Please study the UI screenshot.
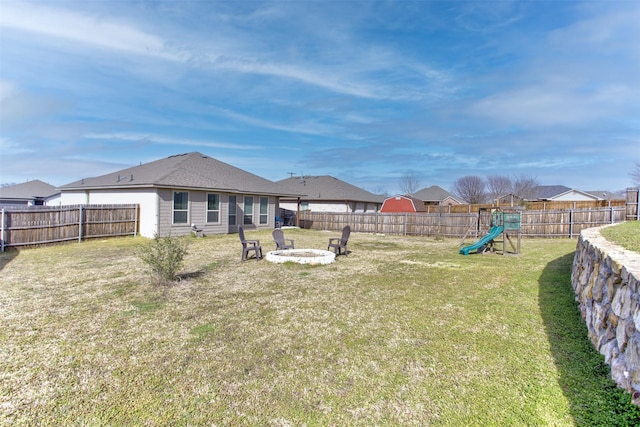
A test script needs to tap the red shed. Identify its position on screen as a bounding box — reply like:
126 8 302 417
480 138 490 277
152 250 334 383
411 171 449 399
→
380 195 426 213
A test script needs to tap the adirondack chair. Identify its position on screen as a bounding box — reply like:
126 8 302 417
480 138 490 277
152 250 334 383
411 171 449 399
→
272 229 294 250
239 226 262 261
328 225 351 256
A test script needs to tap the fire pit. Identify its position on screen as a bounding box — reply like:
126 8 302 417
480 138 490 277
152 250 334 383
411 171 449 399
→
266 249 336 265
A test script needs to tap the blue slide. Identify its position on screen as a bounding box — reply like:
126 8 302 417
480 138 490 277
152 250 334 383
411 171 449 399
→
459 226 504 255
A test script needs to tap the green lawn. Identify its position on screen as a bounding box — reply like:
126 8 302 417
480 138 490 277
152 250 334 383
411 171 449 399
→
600 221 640 253
1 229 639 426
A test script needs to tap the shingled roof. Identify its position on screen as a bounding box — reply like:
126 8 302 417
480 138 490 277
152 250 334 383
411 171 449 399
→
60 152 301 196
276 175 384 204
534 185 571 200
0 179 58 201
411 185 455 202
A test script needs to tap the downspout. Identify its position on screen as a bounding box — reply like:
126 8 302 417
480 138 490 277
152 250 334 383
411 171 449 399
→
156 192 161 237
1 208 5 253
78 205 83 242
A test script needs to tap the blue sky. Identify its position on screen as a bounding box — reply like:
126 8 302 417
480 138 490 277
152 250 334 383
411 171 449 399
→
1 0 639 195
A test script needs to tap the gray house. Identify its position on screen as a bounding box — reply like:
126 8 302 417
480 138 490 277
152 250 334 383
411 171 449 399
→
59 152 302 237
533 185 603 202
411 185 462 207
276 175 384 222
0 180 60 206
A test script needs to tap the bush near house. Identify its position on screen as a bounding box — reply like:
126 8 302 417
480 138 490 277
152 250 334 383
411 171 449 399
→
138 235 189 284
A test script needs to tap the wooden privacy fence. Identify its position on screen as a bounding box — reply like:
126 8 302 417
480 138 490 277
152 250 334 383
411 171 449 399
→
425 199 625 214
299 206 626 239
1 204 139 251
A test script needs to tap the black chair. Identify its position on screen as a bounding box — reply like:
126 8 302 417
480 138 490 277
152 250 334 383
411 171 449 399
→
272 228 294 250
328 225 351 256
239 226 262 261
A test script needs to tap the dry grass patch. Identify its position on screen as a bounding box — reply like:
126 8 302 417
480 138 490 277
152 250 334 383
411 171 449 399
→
1 229 639 426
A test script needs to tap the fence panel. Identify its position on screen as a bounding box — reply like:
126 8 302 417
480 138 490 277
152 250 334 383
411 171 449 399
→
439 199 624 214
1 204 138 251
298 206 626 238
627 188 639 221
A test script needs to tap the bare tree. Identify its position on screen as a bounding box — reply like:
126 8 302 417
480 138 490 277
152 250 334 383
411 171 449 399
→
513 175 539 200
370 185 389 197
399 172 422 195
631 162 640 187
452 175 486 203
486 175 512 202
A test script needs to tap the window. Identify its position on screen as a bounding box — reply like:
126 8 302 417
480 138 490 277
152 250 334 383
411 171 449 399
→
259 197 268 225
228 195 237 226
243 196 254 224
207 193 220 223
173 191 189 224
301 201 309 211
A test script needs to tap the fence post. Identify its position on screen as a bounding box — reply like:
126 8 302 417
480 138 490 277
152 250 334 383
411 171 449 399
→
78 205 83 242
134 204 138 237
404 213 407 235
611 206 614 224
569 209 573 238
1 208 5 253
375 211 378 234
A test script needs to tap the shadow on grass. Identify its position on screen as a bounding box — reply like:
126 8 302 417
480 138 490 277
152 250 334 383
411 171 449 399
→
0 248 19 271
177 270 207 281
539 252 640 426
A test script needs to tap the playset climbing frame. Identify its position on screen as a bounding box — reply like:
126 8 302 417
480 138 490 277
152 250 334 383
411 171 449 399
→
459 210 521 255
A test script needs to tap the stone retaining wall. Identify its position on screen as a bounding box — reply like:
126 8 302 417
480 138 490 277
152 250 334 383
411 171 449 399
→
572 225 640 404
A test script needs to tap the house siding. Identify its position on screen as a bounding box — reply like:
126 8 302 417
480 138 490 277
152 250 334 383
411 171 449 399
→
60 189 159 237
158 190 277 237
279 200 376 213
551 191 598 202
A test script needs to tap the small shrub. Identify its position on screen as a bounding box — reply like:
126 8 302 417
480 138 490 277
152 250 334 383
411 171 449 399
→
138 235 188 285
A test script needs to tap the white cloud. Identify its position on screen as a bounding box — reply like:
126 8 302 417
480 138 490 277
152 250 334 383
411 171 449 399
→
207 106 338 136
468 3 640 128
0 80 67 128
84 132 260 150
469 83 634 127
0 2 184 61
0 2 453 101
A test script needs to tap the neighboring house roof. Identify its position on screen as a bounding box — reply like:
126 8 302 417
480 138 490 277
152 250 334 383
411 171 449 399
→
276 175 384 204
533 185 605 201
585 191 622 200
411 185 456 202
0 179 59 202
549 189 602 201
533 185 571 200
441 195 463 206
381 194 426 213
59 152 302 196
496 193 525 202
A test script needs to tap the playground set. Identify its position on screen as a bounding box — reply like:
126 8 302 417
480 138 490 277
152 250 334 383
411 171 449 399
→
459 210 521 256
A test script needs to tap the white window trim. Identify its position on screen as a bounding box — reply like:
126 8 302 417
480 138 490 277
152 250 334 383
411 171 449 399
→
206 193 221 224
243 195 254 225
172 190 189 225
